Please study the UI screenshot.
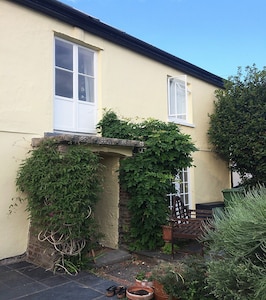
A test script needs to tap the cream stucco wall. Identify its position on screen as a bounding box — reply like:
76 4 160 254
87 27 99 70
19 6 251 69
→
94 155 120 249
0 133 33 259
178 79 231 204
0 0 230 260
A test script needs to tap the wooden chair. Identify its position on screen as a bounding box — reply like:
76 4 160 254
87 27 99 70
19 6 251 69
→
169 196 213 257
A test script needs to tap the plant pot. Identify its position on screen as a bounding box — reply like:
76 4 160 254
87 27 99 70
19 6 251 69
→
162 225 172 242
126 285 154 300
135 279 153 287
153 280 169 300
135 279 143 286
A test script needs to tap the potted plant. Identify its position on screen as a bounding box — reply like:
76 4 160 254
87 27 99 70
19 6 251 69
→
135 271 153 287
151 262 185 300
135 271 146 285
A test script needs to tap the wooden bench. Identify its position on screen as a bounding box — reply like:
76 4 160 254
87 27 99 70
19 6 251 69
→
169 196 213 257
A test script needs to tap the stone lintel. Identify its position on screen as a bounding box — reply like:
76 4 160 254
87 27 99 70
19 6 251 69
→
31 134 145 149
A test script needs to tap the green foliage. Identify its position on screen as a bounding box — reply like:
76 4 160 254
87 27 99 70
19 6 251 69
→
97 110 197 250
135 270 146 281
151 262 185 297
161 242 179 255
15 140 103 273
180 257 215 300
96 110 135 139
206 258 264 300
151 258 215 299
201 186 266 299
208 65 266 186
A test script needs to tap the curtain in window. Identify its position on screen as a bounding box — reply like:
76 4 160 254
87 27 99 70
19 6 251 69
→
78 48 94 102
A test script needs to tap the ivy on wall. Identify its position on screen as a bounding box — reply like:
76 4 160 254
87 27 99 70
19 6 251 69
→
97 110 197 250
15 140 103 274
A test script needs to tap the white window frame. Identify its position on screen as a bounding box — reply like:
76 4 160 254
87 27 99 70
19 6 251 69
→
168 75 193 126
168 168 191 209
54 37 97 134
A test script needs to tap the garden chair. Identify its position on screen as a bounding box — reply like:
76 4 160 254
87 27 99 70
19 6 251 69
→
169 196 213 257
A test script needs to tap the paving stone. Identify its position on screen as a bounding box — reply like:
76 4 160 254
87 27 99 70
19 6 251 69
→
19 281 103 300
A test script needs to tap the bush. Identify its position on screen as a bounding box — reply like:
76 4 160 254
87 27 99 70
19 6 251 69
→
202 186 266 299
15 140 103 274
151 261 185 297
97 110 196 250
180 257 215 300
150 258 215 299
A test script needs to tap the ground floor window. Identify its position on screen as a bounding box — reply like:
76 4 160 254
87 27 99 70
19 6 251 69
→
168 168 190 210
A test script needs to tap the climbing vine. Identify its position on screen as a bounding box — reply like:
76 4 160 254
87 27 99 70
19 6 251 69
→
97 110 197 250
15 140 103 274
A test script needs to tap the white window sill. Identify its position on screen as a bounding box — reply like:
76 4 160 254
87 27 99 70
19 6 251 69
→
169 119 195 128
50 130 97 136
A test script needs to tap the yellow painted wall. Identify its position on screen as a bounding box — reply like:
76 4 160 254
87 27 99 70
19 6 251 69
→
94 155 120 249
0 132 33 259
0 0 230 260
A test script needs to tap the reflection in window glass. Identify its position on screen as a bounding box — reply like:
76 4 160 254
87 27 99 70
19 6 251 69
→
174 168 189 207
78 75 94 102
55 69 73 98
55 40 73 70
78 48 93 75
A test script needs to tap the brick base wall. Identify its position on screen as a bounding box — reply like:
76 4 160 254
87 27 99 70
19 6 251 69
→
26 188 132 268
118 187 132 247
27 227 57 270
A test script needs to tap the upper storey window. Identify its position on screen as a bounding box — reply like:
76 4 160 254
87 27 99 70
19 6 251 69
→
168 75 193 126
54 38 96 134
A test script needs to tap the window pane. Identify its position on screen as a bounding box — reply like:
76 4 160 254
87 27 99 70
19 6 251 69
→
78 48 94 75
169 78 186 119
55 69 73 98
55 39 73 70
183 170 188 181
78 75 94 102
175 80 186 118
169 80 176 115
183 194 189 206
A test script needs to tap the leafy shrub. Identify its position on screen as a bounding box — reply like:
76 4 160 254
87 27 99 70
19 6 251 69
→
151 261 185 297
150 258 215 299
202 186 266 299
15 140 103 273
97 110 196 249
177 257 214 300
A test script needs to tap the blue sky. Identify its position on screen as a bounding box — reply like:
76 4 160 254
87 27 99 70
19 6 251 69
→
60 0 266 79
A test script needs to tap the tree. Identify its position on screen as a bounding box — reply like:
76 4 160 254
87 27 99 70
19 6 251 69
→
208 65 266 186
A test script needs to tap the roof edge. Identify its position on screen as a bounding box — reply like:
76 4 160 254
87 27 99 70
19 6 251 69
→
11 0 224 88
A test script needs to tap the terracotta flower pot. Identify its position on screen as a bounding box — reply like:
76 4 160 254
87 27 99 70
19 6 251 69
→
126 285 154 300
153 280 169 300
135 279 152 287
162 225 172 242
